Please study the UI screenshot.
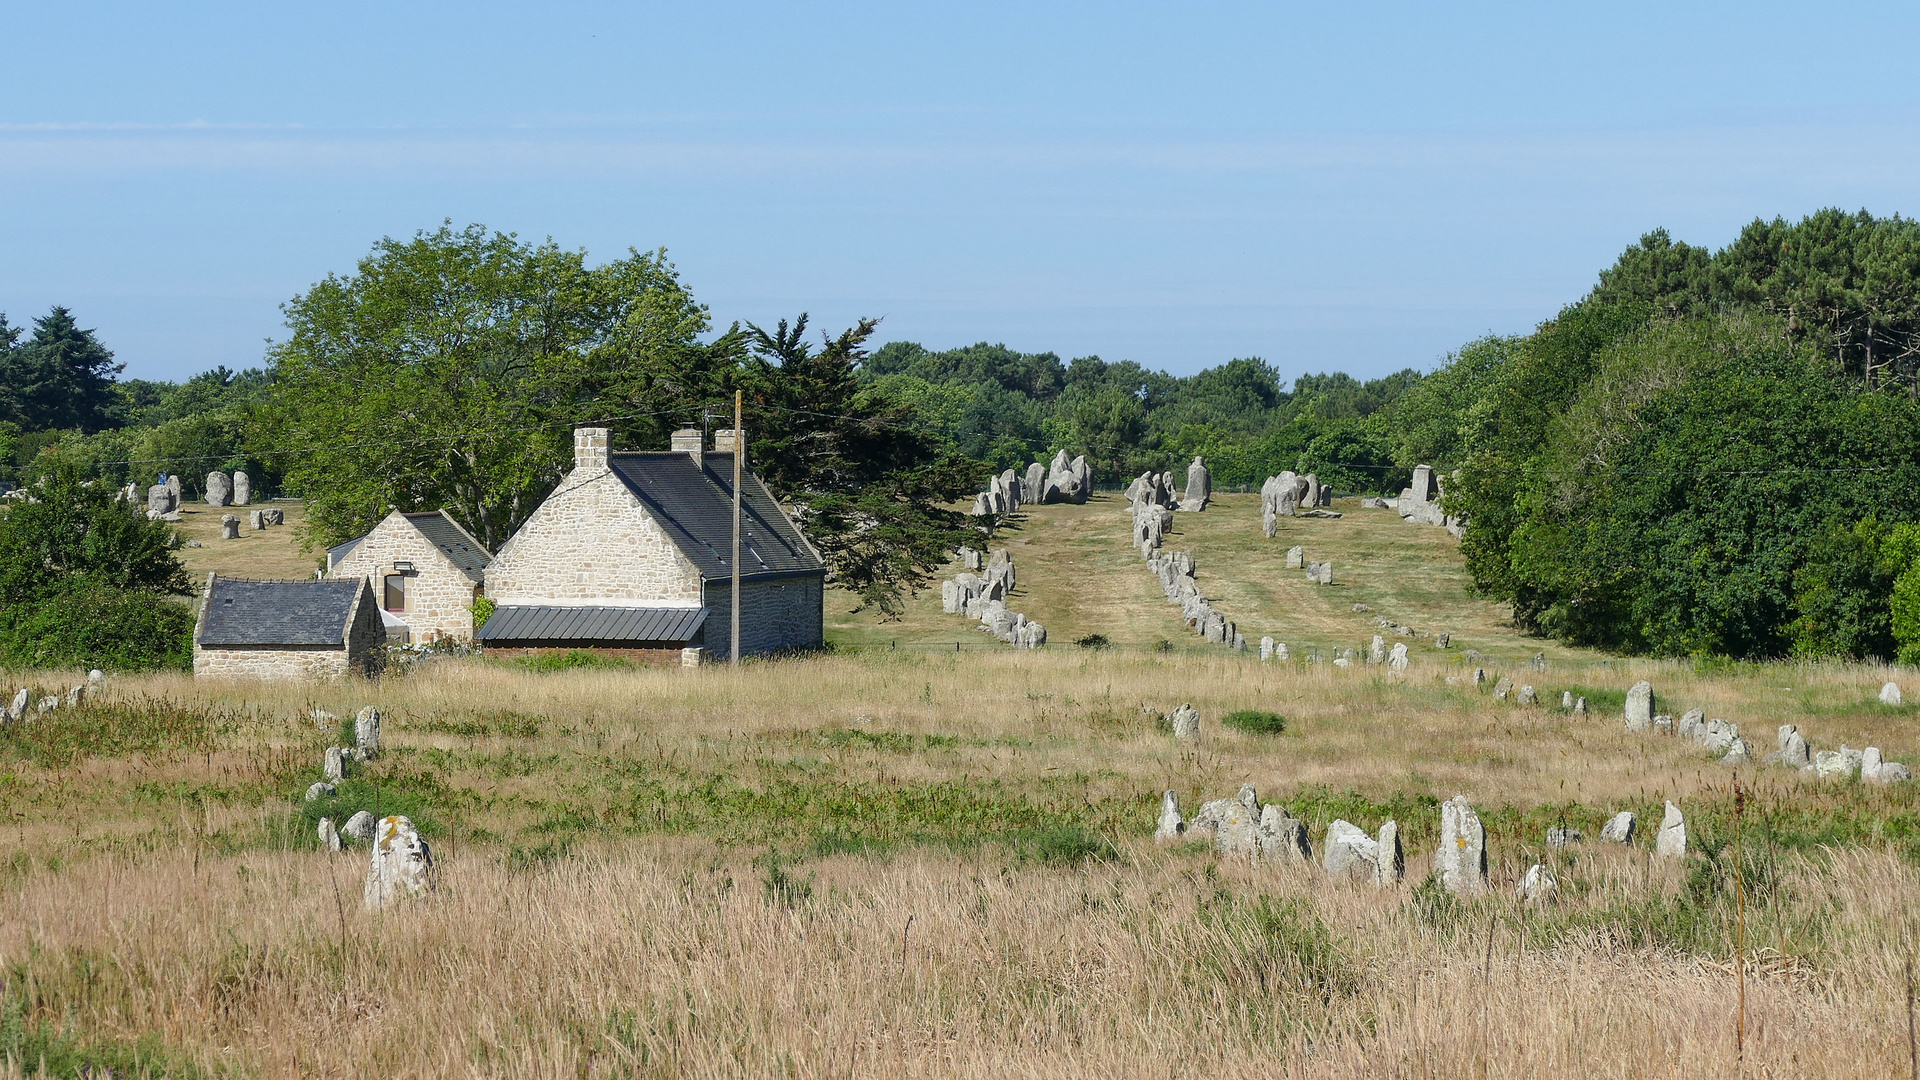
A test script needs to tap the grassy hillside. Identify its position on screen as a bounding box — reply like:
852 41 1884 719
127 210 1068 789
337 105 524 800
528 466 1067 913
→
829 493 1600 670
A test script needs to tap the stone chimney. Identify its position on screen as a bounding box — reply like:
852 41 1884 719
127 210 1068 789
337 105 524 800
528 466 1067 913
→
573 427 610 475
670 427 704 465
712 428 741 454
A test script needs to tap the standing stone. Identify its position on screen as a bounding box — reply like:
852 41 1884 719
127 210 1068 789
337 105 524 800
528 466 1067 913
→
1274 642 1290 660
1517 685 1537 705
1286 545 1304 569
147 484 173 515
1493 677 1513 700
1720 738 1752 765
10 688 30 718
1256 804 1312 862
343 810 376 842
1435 795 1487 894
262 507 284 526
1213 798 1262 859
249 509 264 530
1168 704 1200 742
166 474 182 505
1322 819 1380 882
319 817 342 852
87 669 104 687
1388 643 1409 672
941 580 959 614
364 815 435 910
1862 747 1885 782
220 514 241 540
205 471 231 507
64 685 84 708
1375 820 1404 886
1654 802 1687 858
1368 636 1387 664
1260 636 1275 661
232 471 251 506
1025 462 1046 501
1574 696 1588 715
1312 561 1333 585
1625 681 1655 732
1561 691 1574 709
1546 827 1581 847
1517 864 1557 904
1881 681 1904 706
1302 474 1321 509
1154 790 1186 843
305 781 336 801
1678 708 1705 740
1180 456 1212 511
1599 811 1635 844
1814 749 1852 779
355 706 382 756
324 745 346 783
1778 725 1811 768
1435 633 1451 649
1472 669 1487 687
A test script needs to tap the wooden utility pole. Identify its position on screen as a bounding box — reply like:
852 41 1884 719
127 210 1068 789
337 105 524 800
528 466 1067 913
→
731 389 742 667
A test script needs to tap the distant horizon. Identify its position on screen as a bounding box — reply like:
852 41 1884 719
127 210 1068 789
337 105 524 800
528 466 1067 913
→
6 3 1918 384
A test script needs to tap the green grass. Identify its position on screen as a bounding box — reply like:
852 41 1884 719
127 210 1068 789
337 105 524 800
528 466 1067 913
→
0 987 217 1078
1220 709 1288 735
0 696 227 768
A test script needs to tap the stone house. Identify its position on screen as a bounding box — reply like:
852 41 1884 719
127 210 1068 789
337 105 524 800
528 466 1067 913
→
193 574 386 679
477 427 825 663
327 510 492 644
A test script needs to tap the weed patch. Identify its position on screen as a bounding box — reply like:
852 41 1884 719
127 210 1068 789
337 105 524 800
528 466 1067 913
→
1220 709 1287 736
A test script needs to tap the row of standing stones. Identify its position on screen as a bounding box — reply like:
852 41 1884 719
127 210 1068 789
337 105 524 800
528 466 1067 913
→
1622 680 1912 782
1157 703 1686 900
968 450 1093 516
135 471 253 521
0 670 106 723
216 507 286 540
301 706 436 910
939 548 1046 648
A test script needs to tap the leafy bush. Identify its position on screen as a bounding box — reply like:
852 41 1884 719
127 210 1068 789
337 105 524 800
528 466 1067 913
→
0 584 192 672
1075 633 1112 650
1220 709 1287 735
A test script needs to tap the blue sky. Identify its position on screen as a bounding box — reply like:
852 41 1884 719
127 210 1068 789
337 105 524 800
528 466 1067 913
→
5 2 1920 383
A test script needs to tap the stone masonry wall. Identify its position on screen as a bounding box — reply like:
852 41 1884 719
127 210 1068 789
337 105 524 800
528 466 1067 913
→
486 468 703 606
701 575 824 660
328 511 481 643
193 645 355 680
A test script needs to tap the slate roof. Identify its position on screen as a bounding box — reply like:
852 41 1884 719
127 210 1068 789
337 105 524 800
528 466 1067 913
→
326 536 363 571
198 577 364 647
475 605 708 645
606 452 823 581
403 511 490 582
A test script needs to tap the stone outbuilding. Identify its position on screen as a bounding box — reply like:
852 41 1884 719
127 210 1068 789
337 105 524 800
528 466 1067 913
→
327 510 491 644
193 574 385 679
477 427 825 664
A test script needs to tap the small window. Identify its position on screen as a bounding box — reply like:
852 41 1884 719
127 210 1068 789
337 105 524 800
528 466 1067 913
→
383 574 406 612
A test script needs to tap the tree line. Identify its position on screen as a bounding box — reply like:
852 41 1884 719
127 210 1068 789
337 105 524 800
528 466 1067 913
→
12 209 1920 666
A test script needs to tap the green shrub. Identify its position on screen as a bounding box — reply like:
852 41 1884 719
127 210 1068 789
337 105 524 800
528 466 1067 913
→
1011 825 1117 867
0 584 192 671
512 648 633 673
1075 633 1112 650
1221 709 1287 735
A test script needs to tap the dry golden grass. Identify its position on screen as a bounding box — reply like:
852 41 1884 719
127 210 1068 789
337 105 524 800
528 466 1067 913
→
168 501 317 582
3 651 1919 1077
5 493 1920 1076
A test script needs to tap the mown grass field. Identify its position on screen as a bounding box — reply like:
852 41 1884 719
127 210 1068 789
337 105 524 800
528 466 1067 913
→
3 495 1919 1077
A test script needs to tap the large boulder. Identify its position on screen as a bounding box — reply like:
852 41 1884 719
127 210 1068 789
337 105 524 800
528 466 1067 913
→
342 810 377 842
1322 819 1379 882
364 815 435 910
1212 796 1261 859
1624 681 1654 732
1256 804 1312 863
1778 726 1810 768
1599 811 1635 844
205 471 231 507
1168 704 1200 742
1654 801 1686 858
147 484 174 515
1435 795 1487 894
1882 681 1904 706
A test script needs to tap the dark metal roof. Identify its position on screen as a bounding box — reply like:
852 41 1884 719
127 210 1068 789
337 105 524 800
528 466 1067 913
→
404 511 491 583
475 605 708 644
606 453 824 582
199 577 364 647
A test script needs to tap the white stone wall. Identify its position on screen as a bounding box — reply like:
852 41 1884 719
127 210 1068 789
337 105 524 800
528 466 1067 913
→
486 468 704 606
328 511 482 642
701 576 824 659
